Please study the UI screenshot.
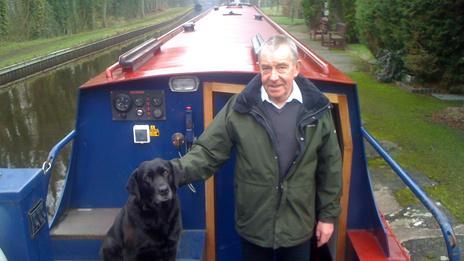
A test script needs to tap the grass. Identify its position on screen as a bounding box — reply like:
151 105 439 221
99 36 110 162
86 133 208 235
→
269 16 306 26
0 7 189 69
260 6 283 16
347 44 375 62
395 188 419 206
351 71 464 221
261 6 305 26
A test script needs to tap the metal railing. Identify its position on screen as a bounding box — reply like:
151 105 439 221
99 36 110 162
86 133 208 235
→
361 127 461 260
42 130 76 226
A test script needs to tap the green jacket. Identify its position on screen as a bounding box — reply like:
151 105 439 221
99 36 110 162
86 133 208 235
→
171 75 342 248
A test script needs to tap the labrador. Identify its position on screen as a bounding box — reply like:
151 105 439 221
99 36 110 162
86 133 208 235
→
100 158 181 261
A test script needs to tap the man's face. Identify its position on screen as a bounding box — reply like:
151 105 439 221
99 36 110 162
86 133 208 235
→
259 45 300 105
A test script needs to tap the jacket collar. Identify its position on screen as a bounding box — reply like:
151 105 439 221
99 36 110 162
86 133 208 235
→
234 74 330 115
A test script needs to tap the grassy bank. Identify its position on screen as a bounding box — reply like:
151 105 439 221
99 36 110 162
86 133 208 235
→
351 71 464 221
0 7 189 69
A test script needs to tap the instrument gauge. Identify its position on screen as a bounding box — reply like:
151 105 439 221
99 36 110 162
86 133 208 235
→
153 97 163 106
134 97 144 107
114 94 132 112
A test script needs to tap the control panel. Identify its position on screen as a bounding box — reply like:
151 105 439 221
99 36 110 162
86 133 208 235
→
111 90 166 121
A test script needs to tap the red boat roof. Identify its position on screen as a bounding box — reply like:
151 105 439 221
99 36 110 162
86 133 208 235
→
82 5 353 88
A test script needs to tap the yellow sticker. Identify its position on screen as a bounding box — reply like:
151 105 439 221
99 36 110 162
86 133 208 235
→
150 125 160 137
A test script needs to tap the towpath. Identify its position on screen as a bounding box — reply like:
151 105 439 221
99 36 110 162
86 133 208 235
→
285 23 464 260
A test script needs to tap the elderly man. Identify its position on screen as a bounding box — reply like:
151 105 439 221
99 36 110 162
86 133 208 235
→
149 35 342 261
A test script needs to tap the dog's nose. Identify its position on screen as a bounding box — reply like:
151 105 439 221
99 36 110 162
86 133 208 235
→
159 185 169 196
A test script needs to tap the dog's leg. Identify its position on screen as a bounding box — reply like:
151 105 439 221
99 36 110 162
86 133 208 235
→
100 236 123 261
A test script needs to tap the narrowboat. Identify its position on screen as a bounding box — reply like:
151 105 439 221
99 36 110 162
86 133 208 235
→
0 3 460 261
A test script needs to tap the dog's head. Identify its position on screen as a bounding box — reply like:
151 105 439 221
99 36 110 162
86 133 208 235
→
127 158 178 209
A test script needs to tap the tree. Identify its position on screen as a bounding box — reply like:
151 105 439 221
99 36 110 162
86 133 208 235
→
301 0 323 29
141 0 145 17
355 0 464 88
0 0 7 39
29 0 48 38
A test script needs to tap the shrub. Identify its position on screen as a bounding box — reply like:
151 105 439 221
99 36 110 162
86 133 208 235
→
0 0 7 39
355 0 464 89
301 0 324 29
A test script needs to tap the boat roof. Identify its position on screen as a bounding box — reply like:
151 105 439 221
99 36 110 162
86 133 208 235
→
81 5 354 89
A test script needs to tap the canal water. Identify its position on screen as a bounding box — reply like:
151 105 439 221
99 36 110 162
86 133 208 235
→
0 39 144 217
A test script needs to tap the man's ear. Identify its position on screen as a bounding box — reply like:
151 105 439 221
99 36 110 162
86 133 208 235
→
294 59 301 77
126 169 141 200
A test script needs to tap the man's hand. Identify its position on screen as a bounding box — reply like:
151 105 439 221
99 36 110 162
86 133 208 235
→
315 221 334 247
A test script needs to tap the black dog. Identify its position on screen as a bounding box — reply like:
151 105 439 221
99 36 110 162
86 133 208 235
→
100 158 181 261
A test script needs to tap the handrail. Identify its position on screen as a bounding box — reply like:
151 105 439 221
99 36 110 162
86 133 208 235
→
42 130 76 227
119 38 162 72
361 127 461 261
42 130 76 175
105 62 121 79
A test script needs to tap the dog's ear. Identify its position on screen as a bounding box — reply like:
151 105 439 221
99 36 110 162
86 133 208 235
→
166 161 179 189
126 168 141 200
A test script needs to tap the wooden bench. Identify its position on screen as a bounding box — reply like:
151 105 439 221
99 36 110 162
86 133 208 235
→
310 17 329 40
324 22 347 49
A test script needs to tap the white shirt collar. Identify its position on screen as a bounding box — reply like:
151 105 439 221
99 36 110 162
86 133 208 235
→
261 80 303 109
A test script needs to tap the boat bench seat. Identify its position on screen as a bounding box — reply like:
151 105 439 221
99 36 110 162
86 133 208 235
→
51 208 205 260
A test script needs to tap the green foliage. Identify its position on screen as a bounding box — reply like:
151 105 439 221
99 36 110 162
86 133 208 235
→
0 0 7 39
1 0 188 41
0 7 189 68
355 0 464 89
300 0 323 29
374 49 404 82
29 0 49 39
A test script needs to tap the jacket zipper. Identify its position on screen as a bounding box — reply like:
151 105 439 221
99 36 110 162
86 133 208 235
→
249 102 331 248
285 103 332 179
250 107 282 248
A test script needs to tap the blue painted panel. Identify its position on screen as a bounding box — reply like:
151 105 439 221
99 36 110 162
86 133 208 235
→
52 230 206 260
0 168 52 261
52 239 102 260
69 78 206 229
213 92 242 261
0 168 43 201
177 230 206 260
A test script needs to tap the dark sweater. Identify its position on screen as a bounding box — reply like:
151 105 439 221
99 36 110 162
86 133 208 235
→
261 100 302 177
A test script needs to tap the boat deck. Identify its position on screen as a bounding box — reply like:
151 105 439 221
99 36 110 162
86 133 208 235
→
51 208 119 240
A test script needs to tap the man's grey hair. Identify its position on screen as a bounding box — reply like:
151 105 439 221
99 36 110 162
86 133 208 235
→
258 35 299 64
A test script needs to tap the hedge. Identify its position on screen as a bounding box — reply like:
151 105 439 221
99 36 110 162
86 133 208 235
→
355 0 464 91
